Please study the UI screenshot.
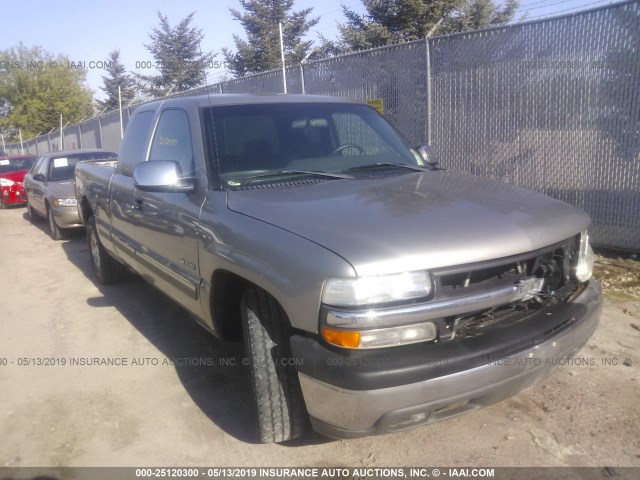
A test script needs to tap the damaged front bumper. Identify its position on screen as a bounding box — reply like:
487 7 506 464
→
292 281 602 438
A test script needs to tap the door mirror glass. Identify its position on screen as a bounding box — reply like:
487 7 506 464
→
415 144 438 168
133 160 193 192
33 173 45 182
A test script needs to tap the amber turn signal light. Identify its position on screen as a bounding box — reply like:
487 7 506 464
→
321 327 361 348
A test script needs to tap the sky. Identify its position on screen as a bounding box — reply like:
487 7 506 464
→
0 0 614 102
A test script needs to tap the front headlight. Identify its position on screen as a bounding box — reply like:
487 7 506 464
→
322 270 432 307
53 198 78 207
575 230 595 282
321 270 435 349
0 178 15 187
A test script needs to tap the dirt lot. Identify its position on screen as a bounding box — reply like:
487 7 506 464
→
1 206 639 468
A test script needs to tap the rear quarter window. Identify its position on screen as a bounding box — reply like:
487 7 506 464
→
118 110 156 176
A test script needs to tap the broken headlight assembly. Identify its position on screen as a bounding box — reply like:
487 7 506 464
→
575 230 595 283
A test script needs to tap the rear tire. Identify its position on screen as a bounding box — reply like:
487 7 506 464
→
48 206 64 240
241 287 307 443
87 214 126 284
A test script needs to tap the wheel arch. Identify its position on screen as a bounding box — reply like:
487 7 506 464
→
79 195 93 225
209 269 272 341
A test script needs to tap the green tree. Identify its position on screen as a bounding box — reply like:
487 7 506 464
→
223 0 319 77
138 11 214 96
0 44 93 142
98 49 137 112
319 0 518 55
446 0 519 32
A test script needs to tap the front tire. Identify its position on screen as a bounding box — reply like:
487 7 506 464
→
87 215 126 284
26 197 38 221
48 206 64 240
241 287 307 443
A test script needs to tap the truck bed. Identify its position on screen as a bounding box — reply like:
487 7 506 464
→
75 160 116 226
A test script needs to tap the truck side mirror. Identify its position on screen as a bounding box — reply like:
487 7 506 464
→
133 160 194 192
415 145 438 168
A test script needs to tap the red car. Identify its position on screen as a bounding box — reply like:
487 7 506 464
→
0 155 38 208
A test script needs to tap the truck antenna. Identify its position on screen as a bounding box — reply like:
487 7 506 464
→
199 43 222 185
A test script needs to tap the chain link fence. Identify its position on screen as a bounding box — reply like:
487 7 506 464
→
4 0 638 249
430 0 640 251
302 40 428 146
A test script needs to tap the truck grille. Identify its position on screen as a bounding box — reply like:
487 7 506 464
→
430 236 581 341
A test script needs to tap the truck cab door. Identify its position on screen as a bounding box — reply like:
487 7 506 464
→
132 108 205 318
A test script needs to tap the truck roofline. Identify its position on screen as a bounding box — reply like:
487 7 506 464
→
132 93 360 112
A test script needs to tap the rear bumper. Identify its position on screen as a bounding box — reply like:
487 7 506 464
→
295 281 601 438
1 186 26 205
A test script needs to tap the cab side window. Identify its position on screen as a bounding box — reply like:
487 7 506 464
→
149 109 194 175
119 110 155 177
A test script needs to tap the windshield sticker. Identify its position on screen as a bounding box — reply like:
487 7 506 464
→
367 98 384 114
0 160 9 165
53 158 68 168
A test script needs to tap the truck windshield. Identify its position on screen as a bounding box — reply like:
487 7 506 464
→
203 103 422 186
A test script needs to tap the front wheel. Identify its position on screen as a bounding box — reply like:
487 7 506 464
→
87 215 126 284
48 207 64 240
26 197 39 222
241 287 307 443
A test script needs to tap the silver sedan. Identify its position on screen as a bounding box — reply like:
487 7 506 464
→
23 149 116 239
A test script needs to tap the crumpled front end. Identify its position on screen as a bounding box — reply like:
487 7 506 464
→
292 234 602 438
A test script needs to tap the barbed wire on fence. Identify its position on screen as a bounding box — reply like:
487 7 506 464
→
4 0 639 250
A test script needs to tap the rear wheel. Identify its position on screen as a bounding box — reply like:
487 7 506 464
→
87 215 126 284
47 206 64 240
241 287 307 443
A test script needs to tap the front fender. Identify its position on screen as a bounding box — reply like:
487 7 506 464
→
197 193 355 334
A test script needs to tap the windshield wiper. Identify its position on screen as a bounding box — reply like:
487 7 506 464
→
345 162 431 173
236 170 353 186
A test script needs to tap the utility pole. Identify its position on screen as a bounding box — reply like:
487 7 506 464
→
279 22 287 94
118 85 124 139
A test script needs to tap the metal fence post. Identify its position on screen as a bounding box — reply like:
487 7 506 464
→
300 63 306 95
425 36 432 147
97 116 104 149
300 54 312 95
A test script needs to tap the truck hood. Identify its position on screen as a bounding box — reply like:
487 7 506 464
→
227 172 590 276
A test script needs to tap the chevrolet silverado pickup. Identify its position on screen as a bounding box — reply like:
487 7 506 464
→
75 94 601 443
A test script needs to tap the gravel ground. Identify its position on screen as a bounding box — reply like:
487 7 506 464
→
594 252 640 301
0 206 639 469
